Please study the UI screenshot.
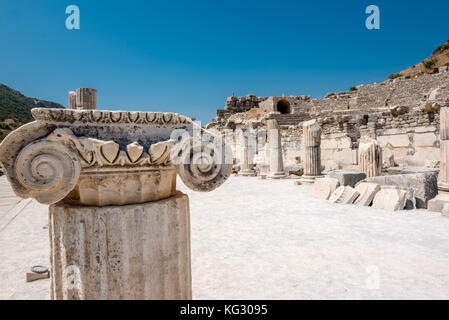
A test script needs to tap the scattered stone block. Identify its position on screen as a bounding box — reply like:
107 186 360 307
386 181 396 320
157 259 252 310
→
367 172 438 208
313 178 340 200
328 171 367 188
329 186 360 204
372 186 407 211
26 266 50 283
354 183 381 206
285 164 304 176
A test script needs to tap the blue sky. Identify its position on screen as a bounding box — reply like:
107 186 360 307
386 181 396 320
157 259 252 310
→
1 0 448 123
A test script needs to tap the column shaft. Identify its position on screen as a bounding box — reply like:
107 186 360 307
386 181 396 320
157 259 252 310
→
49 192 191 300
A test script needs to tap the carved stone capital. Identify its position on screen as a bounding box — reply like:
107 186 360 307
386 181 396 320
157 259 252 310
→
0 108 232 206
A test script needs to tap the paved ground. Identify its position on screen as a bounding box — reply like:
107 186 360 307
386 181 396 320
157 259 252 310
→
1 175 449 299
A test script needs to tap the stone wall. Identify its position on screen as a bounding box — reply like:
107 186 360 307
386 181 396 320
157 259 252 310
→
277 110 440 169
214 70 449 124
213 70 449 170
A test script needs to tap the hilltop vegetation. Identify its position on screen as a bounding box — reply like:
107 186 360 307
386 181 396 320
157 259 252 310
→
0 84 64 142
397 39 449 78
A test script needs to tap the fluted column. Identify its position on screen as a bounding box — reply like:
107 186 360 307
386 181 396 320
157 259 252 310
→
49 192 191 300
75 88 97 110
267 119 286 179
302 120 322 183
428 106 449 213
438 107 449 191
358 136 382 178
68 91 77 109
238 132 256 176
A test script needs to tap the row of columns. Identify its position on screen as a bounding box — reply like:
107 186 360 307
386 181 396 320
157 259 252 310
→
237 119 384 180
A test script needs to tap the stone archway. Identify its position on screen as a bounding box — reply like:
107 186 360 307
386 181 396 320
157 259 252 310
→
277 100 291 114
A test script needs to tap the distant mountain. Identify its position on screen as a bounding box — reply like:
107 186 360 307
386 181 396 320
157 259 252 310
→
0 84 64 142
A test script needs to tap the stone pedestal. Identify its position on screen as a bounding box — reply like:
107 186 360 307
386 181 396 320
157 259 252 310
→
0 90 232 300
267 119 286 179
301 120 322 183
358 136 382 178
49 192 191 300
238 134 256 176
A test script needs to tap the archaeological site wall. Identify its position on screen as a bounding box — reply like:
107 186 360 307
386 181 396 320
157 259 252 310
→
210 70 449 169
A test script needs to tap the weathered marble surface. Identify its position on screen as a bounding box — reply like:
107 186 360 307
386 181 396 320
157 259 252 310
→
372 186 408 211
358 136 382 178
312 177 340 200
267 119 286 179
49 192 191 300
302 119 322 182
354 183 381 206
329 186 359 204
0 108 232 206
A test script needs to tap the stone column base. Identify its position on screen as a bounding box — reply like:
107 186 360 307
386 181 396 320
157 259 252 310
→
300 175 324 184
49 192 192 300
267 171 287 179
238 169 257 177
428 192 449 216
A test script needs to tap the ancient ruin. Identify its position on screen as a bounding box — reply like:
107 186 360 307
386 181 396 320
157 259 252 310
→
204 67 449 213
301 119 322 183
428 106 449 214
266 119 286 179
238 132 256 176
0 89 232 300
358 136 382 178
209 70 449 171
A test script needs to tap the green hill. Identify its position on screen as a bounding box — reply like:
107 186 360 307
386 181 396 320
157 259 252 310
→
0 84 64 142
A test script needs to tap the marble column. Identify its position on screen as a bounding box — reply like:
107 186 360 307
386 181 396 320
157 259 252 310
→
68 91 77 109
49 192 191 300
76 88 97 110
238 132 256 176
428 106 449 214
0 89 232 299
302 120 322 183
267 119 286 179
358 136 382 178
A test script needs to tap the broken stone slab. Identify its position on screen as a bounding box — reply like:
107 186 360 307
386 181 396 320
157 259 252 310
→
328 171 367 188
313 177 340 200
329 186 360 204
354 183 381 206
386 166 439 175
366 171 438 209
372 186 408 211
